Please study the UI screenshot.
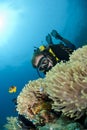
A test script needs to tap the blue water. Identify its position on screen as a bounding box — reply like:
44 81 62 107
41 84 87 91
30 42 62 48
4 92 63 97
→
0 0 87 129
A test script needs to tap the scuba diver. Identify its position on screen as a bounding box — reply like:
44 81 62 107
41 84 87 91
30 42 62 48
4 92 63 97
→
31 30 76 75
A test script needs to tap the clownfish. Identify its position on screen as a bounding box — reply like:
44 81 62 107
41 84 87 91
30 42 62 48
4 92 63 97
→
8 86 17 93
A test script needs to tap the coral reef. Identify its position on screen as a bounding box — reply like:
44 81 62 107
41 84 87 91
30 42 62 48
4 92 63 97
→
17 45 87 126
4 116 21 130
4 116 83 130
39 115 83 130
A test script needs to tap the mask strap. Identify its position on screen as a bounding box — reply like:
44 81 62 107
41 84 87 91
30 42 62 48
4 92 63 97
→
36 68 45 78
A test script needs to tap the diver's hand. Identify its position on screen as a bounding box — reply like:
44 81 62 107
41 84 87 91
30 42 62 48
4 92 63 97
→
51 30 63 40
46 34 53 45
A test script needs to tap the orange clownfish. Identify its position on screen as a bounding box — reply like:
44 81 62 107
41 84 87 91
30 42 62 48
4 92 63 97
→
8 86 17 93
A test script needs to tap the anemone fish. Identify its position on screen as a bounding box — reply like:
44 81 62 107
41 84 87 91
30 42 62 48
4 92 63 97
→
8 86 17 93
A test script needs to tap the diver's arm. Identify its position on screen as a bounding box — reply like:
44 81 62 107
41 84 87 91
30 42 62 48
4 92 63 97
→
51 30 76 50
61 37 76 50
46 34 53 45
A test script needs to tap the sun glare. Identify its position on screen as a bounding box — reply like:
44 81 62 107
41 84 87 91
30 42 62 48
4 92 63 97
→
0 16 4 28
0 13 7 31
0 2 21 46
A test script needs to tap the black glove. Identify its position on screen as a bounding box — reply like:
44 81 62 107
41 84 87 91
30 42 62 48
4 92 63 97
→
51 30 63 40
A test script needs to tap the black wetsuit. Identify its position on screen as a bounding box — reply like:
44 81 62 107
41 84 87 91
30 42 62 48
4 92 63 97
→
45 43 76 67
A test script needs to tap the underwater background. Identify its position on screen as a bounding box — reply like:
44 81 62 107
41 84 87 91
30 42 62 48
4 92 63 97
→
0 0 87 129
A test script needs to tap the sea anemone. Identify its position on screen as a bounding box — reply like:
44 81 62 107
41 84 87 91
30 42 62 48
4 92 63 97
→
45 45 87 120
17 45 87 124
16 78 55 125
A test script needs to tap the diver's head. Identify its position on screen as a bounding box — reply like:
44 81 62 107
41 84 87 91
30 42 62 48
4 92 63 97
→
32 53 53 73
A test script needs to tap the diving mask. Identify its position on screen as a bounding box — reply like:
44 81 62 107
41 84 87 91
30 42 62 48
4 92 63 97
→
37 57 51 72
